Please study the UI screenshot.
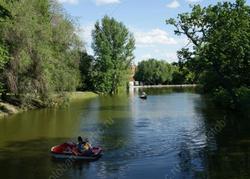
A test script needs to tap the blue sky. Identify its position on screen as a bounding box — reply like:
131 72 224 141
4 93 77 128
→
57 0 250 63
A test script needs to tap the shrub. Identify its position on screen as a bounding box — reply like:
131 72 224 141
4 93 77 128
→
211 87 233 109
236 87 250 113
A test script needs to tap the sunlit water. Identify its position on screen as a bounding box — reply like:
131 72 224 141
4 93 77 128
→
0 88 250 179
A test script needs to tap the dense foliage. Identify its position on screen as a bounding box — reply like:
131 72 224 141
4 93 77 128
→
134 59 174 85
92 16 135 94
0 0 83 106
79 52 94 91
171 61 196 85
134 59 196 85
0 44 9 92
167 0 250 109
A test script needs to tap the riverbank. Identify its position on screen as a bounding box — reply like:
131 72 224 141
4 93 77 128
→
67 92 98 100
0 91 98 119
0 102 21 118
132 84 198 88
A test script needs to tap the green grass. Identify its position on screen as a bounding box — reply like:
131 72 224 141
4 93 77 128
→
67 91 98 101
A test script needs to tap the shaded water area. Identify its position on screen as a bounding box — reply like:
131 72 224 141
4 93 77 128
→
0 88 250 179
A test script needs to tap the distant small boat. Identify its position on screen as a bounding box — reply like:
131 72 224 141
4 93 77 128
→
139 95 147 99
51 142 102 160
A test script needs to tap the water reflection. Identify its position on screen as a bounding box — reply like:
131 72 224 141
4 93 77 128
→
193 95 250 178
0 138 67 179
0 88 250 178
94 95 133 178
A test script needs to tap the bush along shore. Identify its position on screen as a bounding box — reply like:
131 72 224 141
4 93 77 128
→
0 92 98 118
0 102 20 118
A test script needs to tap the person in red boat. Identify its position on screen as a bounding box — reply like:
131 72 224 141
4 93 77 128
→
77 136 84 152
84 138 92 150
51 137 102 159
76 136 93 154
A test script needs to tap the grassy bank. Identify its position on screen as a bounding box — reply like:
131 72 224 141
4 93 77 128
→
67 92 98 100
0 91 98 118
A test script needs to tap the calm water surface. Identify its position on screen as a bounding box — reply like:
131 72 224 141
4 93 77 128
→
0 88 250 179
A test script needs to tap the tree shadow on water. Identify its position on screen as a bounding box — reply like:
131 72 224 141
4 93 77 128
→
192 95 250 178
0 138 94 179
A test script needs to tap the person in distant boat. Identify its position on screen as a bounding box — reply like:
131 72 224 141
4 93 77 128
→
77 136 85 152
142 92 146 96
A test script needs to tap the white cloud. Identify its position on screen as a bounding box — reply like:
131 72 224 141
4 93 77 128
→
79 24 94 43
57 0 79 4
164 52 178 62
136 50 178 63
140 54 152 60
78 25 181 62
166 0 180 9
186 0 202 3
133 28 178 47
78 23 95 54
95 0 120 5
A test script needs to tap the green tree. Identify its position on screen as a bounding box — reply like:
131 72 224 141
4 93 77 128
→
171 61 196 84
0 3 10 21
0 2 10 93
0 0 83 105
92 16 135 94
0 44 9 92
134 59 174 85
167 0 250 106
79 52 95 91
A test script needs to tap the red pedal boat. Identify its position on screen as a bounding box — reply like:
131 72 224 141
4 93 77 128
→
51 142 102 160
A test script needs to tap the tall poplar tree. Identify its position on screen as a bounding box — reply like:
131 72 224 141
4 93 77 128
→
92 16 135 94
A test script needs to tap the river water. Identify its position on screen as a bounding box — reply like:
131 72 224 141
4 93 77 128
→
0 88 250 179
